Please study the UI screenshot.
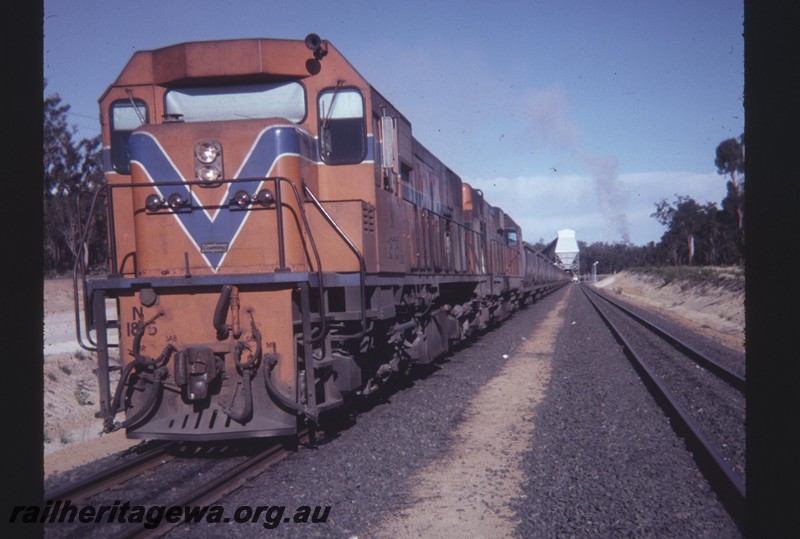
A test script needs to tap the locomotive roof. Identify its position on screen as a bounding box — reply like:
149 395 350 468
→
100 37 332 101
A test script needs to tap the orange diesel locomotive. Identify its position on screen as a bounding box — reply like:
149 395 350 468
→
75 34 568 441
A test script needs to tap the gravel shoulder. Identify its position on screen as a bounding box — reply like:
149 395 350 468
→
371 289 568 538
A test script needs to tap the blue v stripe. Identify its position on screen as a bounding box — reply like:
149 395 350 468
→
129 126 317 271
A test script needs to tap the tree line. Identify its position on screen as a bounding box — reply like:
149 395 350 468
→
576 133 744 276
42 90 744 277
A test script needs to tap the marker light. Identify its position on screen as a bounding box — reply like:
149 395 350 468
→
255 189 275 206
145 194 164 212
167 192 189 210
232 190 251 208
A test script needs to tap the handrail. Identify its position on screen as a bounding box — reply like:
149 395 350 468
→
302 183 368 340
275 178 327 344
103 176 308 273
92 176 331 342
72 186 107 352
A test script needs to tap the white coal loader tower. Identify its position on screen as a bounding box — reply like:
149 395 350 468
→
553 229 580 274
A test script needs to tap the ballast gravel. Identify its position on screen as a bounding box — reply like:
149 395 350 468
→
45 284 742 537
512 285 741 537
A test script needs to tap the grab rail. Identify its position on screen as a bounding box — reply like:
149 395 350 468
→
302 183 367 339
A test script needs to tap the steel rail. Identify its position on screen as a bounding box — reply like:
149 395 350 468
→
44 442 173 502
580 285 745 522
583 285 744 391
110 430 313 539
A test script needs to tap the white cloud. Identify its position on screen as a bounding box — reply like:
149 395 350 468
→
464 171 728 246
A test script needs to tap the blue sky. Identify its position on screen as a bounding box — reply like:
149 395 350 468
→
43 0 743 246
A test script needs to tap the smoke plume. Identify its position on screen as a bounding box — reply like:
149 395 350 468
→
526 86 630 243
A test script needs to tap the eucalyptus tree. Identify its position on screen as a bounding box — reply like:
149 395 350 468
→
714 134 745 263
43 85 105 274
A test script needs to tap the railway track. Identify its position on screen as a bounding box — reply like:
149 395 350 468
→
580 284 745 525
43 430 314 538
45 441 174 502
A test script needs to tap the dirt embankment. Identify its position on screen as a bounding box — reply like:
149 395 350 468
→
43 278 138 478
593 267 744 353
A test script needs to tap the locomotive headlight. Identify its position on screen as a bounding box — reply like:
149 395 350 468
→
194 141 223 186
197 165 222 184
195 141 221 164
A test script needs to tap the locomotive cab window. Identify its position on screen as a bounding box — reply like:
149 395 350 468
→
110 99 148 174
164 82 306 123
400 163 413 201
318 88 366 164
506 229 519 246
372 115 384 187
